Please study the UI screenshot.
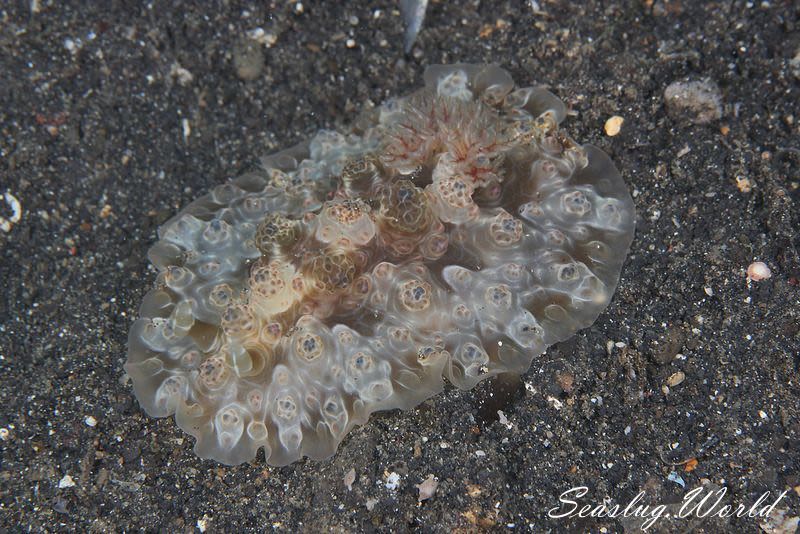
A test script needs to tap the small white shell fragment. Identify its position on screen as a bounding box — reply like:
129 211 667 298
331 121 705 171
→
384 472 401 491
181 118 191 143
666 371 685 387
248 28 277 47
84 415 98 427
546 396 564 410
0 191 22 232
58 474 76 489
196 515 211 533
497 410 512 429
344 468 356 491
747 261 771 281
415 474 439 501
667 471 686 488
169 62 194 86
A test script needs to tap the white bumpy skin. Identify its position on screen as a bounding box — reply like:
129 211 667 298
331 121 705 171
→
125 64 636 465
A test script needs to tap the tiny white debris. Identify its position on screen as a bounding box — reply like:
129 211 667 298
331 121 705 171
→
64 38 78 53
247 27 277 47
667 471 685 488
475 450 486 457
384 471 401 491
759 410 768 420
624 425 631 435
6 193 21 222
0 191 22 232
344 468 356 491
366 497 379 511
704 286 714 296
666 371 686 387
736 175 752 193
169 62 194 86
346 39 356 49
546 395 563 410
196 514 211 533
615 341 627 348
497 410 512 429
415 474 438 501
58 474 76 488
747 261 771 282
182 119 191 143
84 415 97 427
0 428 9 440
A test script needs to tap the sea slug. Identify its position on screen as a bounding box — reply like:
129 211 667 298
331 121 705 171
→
125 64 636 465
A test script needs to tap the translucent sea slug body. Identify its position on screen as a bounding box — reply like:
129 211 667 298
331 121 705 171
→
125 64 636 465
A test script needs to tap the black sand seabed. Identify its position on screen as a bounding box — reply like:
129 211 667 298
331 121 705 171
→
1 1 798 532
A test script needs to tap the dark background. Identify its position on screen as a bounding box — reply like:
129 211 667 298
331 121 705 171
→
1 1 798 531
